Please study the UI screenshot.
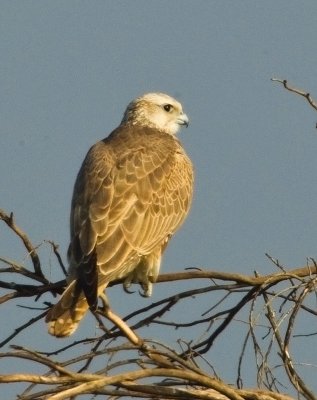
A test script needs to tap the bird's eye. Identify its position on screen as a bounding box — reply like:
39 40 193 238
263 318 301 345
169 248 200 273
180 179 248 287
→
163 104 173 112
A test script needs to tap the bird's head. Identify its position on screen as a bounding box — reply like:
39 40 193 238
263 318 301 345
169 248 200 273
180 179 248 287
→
121 92 189 135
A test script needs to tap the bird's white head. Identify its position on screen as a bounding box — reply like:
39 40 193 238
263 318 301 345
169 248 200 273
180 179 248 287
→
121 92 189 135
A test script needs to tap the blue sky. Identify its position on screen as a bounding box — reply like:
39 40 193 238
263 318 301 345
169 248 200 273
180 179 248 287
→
1 1 317 397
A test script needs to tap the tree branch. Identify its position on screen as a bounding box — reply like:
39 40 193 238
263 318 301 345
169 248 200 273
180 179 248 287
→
271 78 317 112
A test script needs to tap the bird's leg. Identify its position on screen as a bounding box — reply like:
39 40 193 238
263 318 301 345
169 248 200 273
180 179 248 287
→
123 263 153 297
122 277 135 294
98 293 142 346
139 280 152 297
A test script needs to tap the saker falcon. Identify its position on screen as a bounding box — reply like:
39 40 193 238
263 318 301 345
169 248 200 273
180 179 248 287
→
46 92 194 337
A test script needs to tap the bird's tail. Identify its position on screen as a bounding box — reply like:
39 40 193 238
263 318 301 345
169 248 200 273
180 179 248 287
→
45 281 89 337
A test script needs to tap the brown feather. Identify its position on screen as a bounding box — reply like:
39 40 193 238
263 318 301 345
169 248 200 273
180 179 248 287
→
46 93 194 337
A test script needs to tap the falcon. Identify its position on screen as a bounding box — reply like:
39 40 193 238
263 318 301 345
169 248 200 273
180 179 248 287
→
46 92 194 337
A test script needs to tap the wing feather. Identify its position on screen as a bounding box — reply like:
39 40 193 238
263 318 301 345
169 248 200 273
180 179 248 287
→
69 126 193 292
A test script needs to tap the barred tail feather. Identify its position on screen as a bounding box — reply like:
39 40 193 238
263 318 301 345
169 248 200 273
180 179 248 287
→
45 281 89 337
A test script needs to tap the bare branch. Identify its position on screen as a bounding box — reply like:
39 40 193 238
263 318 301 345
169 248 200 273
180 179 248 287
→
0 209 46 280
271 78 317 111
0 208 315 399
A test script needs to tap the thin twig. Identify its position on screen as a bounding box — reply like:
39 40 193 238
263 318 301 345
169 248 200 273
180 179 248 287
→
271 78 317 111
0 209 46 280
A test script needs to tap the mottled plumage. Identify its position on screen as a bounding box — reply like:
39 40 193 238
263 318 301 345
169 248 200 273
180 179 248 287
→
46 93 194 337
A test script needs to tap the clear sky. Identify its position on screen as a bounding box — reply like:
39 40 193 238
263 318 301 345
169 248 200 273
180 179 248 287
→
1 1 317 398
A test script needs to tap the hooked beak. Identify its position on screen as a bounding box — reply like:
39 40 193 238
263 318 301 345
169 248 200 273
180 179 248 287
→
177 113 189 128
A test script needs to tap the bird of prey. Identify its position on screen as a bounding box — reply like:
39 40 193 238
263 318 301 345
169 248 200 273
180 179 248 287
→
46 92 194 337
